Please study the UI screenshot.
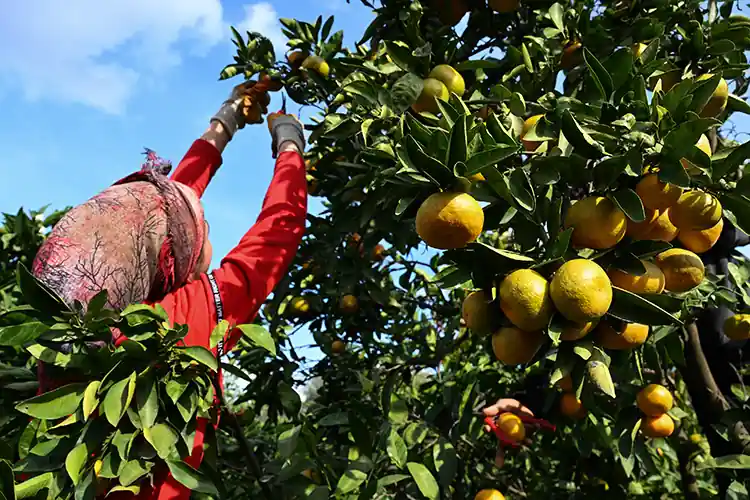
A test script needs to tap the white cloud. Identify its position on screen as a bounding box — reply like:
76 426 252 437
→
0 0 225 114
235 3 287 57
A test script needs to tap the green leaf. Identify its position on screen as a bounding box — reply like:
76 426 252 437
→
728 94 750 116
377 474 409 488
209 320 229 350
447 117 468 169
385 41 417 72
14 472 52 499
432 439 457 487
319 412 348 426
136 375 158 429
465 145 518 176
720 194 750 236
16 264 67 315
696 454 750 471
0 460 13 500
102 372 136 427
545 228 573 261
236 324 276 356
549 3 565 34
406 462 439 500
0 322 49 347
583 48 614 99
64 443 87 486
335 469 367 494
15 383 86 419
593 156 628 189
560 110 605 159
166 461 218 495
391 73 424 113
587 359 615 398
277 426 300 459
387 429 407 469
608 287 681 326
713 141 750 180
119 460 152 487
177 346 218 372
507 168 535 212
81 381 100 421
144 424 178 460
611 189 645 222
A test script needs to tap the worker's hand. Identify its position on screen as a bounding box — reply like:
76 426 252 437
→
268 112 305 158
482 398 534 468
211 81 270 139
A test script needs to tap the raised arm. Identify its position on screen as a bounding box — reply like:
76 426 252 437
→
216 142 307 349
169 122 226 198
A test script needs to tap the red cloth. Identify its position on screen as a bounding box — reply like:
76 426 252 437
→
112 140 307 499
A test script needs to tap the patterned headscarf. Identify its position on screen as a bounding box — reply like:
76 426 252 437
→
32 149 206 311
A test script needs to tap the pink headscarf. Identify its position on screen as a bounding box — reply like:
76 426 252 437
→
32 150 205 311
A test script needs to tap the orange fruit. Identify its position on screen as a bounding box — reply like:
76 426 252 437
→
697 74 729 118
259 72 283 92
669 190 722 231
497 412 526 441
489 0 519 13
431 0 470 26
564 197 626 249
415 192 484 249
558 375 574 391
627 209 679 242
491 327 544 365
654 248 705 293
550 259 612 323
428 64 465 96
561 41 583 70
475 490 505 500
412 78 450 114
680 134 712 176
498 269 554 332
462 290 493 335
331 340 346 354
637 384 674 416
287 50 308 69
678 218 723 254
560 392 586 419
339 294 359 314
372 244 386 261
635 174 683 211
723 314 750 341
521 114 544 152
641 414 675 438
288 297 311 316
607 260 665 294
302 55 330 78
560 320 599 341
595 321 649 350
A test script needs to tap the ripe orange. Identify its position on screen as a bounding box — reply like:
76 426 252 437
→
489 0 519 13
654 248 705 293
561 41 583 70
491 327 544 365
641 414 675 438
558 375 574 392
431 0 470 26
497 412 526 441
288 296 311 316
678 218 723 254
560 319 599 341
635 174 682 211
560 392 586 419
564 196 626 249
498 269 554 332
259 72 283 92
521 114 544 152
680 134 712 176
607 260 665 294
550 259 612 323
287 50 308 69
697 74 729 118
428 64 465 96
415 192 484 249
462 290 493 335
723 314 750 341
475 490 505 500
302 55 330 78
339 294 359 314
372 244 386 261
331 340 346 354
636 384 674 416
595 321 649 350
669 190 722 231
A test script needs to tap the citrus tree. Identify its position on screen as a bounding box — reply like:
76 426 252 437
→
217 0 750 497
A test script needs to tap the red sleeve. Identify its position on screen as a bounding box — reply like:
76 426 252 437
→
155 150 307 351
169 139 223 198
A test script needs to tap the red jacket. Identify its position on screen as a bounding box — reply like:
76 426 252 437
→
113 139 307 499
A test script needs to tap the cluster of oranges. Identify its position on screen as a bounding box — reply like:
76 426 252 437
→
636 384 675 438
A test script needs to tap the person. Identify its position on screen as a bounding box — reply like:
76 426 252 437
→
482 398 536 468
31 82 308 499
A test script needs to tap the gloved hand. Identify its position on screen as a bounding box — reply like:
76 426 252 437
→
211 81 269 139
267 112 305 158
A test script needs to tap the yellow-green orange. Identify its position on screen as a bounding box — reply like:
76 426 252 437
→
669 190 722 231
497 412 525 441
339 294 359 314
302 55 330 77
655 248 705 292
416 192 484 249
428 64 465 96
607 261 665 294
289 297 311 316
723 314 750 341
565 197 626 249
492 327 544 365
550 259 613 323
412 78 449 114
636 174 682 211
641 414 675 438
462 290 493 335
678 218 723 254
499 269 554 331
595 321 649 350
697 74 729 118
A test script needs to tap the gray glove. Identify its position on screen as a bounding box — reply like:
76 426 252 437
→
211 82 260 139
270 115 305 158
